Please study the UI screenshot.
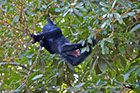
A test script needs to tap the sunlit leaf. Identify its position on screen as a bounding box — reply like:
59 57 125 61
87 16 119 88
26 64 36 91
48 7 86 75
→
42 5 47 9
27 11 37 15
96 80 107 87
112 0 117 8
55 8 62 12
114 13 123 24
123 73 129 82
102 7 109 13
2 0 6 5
13 16 19 22
73 8 83 16
101 21 106 29
127 12 135 16
63 9 70 17
32 74 43 80
99 2 111 8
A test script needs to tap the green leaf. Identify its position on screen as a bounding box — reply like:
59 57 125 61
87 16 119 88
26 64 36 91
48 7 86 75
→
39 60 46 74
129 24 140 33
112 0 117 8
114 13 123 24
99 2 111 8
71 24 78 27
28 59 32 66
76 2 83 8
98 59 107 72
102 7 109 13
135 9 140 12
2 0 6 5
127 12 135 16
42 5 47 9
19 52 28 59
125 66 138 74
32 74 43 80
73 8 83 17
123 66 138 82
63 9 70 17
13 15 19 22
55 8 61 12
27 11 37 15
118 45 125 54
123 73 129 82
90 57 98 75
136 68 140 75
71 83 85 92
96 80 107 87
106 37 114 43
27 53 35 58
101 21 107 29
100 40 105 54
16 84 26 91
88 37 92 43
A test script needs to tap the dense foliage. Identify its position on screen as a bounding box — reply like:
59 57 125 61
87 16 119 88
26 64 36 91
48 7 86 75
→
0 0 140 92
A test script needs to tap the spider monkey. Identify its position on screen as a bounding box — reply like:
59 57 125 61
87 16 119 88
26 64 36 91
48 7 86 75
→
30 16 96 66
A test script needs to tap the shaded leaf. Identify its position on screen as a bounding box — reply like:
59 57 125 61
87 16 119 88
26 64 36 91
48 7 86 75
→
71 83 85 92
136 68 140 75
100 40 105 54
98 59 107 72
39 60 46 74
125 66 138 75
118 45 125 54
129 24 140 33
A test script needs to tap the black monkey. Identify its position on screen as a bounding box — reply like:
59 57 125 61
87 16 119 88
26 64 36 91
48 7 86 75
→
30 18 96 66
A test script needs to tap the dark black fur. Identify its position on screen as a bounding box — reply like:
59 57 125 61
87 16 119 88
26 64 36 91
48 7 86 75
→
30 18 96 66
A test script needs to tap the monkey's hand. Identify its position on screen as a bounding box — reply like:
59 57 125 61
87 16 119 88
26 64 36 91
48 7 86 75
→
30 34 39 44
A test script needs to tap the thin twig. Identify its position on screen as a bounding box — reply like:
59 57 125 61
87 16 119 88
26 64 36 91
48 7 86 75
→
0 62 31 72
16 47 42 90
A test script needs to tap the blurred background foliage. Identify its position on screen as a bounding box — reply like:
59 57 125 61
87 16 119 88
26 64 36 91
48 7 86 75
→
0 0 140 92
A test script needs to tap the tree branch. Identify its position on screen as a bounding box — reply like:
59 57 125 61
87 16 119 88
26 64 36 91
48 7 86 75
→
16 47 42 90
0 62 31 71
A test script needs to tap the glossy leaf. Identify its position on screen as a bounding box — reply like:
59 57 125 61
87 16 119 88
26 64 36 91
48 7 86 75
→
13 16 19 22
99 2 111 8
129 24 140 33
32 74 43 80
71 83 85 92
